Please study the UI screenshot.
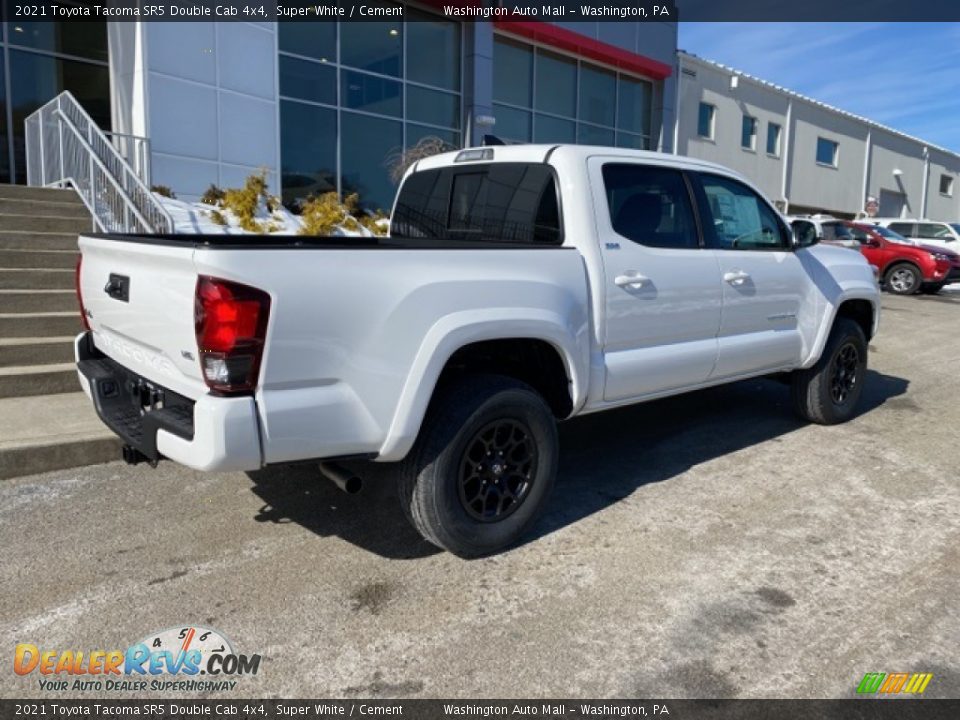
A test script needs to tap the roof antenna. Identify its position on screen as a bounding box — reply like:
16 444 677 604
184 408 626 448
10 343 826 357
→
482 135 506 146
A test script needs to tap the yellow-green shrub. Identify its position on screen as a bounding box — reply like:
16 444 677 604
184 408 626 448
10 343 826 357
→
298 192 349 236
200 184 225 206
222 170 269 233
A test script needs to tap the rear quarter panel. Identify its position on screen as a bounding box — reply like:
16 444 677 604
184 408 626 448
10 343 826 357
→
192 246 591 463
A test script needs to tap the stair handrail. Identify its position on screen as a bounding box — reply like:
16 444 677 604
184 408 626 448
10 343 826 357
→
24 91 174 234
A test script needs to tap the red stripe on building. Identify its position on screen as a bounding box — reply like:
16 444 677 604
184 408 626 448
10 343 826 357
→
493 20 672 80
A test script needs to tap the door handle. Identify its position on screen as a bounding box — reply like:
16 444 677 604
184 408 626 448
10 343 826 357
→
615 272 649 288
723 270 750 286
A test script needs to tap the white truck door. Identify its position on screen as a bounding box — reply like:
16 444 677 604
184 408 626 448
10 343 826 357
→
589 158 722 402
692 172 806 379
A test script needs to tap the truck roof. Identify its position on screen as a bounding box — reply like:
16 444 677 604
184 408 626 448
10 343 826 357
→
412 144 748 178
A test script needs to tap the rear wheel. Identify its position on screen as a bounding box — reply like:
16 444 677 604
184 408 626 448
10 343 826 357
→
921 282 946 295
399 375 558 557
884 263 921 295
791 318 868 425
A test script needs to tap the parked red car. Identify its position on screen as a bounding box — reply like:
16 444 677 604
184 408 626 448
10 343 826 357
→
845 222 959 295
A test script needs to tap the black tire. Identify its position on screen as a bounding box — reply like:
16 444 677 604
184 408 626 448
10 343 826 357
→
399 374 558 557
921 282 946 295
884 262 921 295
791 317 868 425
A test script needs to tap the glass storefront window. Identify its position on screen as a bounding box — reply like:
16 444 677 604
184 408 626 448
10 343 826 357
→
578 124 615 146
0 53 7 184
340 2 403 77
279 100 337 207
279 55 336 105
341 70 402 117
278 16 336 61
5 8 107 62
407 10 460 91
493 35 655 151
616 131 649 150
493 104 531 143
493 37 533 107
534 114 575 143
341 112 402 212
535 50 576 118
579 65 616 127
406 124 459 150
618 76 652 138
10 50 110 184
407 85 458 129
280 10 462 212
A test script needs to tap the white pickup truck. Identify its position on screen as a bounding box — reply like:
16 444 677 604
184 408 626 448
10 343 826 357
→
76 145 880 556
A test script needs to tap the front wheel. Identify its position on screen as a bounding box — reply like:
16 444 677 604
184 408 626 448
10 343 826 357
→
399 375 558 557
884 263 921 295
791 318 868 425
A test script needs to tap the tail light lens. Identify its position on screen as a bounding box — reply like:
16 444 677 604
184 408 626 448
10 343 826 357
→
194 276 271 395
76 254 91 332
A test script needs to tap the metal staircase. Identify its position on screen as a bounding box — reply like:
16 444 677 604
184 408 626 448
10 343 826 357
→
24 91 173 234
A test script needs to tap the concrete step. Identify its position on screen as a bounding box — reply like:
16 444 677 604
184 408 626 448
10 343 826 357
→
0 268 74 290
0 214 91 234
0 290 77 312
0 198 90 218
0 248 76 268
0 232 79 251
0 184 84 204
0 337 75 368
0 391 121 480
0 362 78 398
0 312 80 337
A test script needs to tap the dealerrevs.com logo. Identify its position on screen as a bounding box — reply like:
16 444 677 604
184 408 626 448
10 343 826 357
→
14 625 262 693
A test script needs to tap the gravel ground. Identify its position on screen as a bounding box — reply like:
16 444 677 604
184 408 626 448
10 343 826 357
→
2 291 959 700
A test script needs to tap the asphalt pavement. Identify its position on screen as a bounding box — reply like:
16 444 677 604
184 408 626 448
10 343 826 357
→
2 291 959 699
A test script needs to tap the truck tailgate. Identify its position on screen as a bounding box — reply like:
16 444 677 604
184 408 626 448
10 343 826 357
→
78 236 206 399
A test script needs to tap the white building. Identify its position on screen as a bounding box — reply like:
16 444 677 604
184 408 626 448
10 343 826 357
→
675 51 960 221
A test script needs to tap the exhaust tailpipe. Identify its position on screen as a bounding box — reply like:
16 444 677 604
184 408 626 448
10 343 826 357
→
319 462 363 494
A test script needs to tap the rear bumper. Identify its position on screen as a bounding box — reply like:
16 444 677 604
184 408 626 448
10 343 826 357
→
75 333 262 472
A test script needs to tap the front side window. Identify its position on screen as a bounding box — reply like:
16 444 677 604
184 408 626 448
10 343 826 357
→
698 103 715 139
697 174 788 250
741 115 757 150
816 137 839 166
602 164 699 250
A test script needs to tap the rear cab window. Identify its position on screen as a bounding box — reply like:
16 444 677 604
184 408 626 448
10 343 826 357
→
391 163 562 245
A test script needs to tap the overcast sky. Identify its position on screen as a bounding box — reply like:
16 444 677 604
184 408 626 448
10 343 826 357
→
678 22 960 152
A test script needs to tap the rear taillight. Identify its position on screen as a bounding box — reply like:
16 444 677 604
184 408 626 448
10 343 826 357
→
194 276 271 395
76 254 91 332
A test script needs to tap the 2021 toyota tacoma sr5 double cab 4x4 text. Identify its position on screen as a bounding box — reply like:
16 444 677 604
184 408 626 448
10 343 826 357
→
75 145 880 556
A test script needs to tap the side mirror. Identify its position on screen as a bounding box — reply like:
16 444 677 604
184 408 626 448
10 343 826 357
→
791 225 819 249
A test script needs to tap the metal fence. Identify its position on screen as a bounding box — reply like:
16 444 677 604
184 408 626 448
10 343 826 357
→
24 91 173 234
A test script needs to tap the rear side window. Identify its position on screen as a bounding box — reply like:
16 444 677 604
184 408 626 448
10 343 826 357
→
602 163 699 249
391 163 561 245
